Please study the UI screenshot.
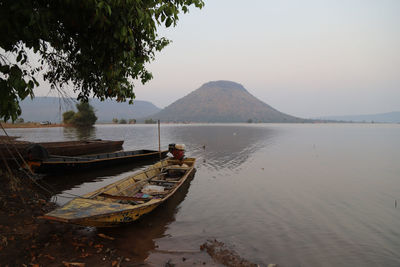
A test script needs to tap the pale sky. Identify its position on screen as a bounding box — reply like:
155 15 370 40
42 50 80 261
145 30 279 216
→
35 0 400 118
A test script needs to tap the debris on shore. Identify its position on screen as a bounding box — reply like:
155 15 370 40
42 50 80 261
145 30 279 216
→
0 168 124 266
1 161 279 267
200 239 263 267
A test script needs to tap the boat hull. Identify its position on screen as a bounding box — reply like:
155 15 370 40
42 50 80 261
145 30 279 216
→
31 150 168 173
0 139 123 159
41 158 196 227
44 200 161 227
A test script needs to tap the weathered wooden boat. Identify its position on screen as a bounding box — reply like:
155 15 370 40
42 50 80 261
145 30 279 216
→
39 139 124 156
28 149 169 173
40 157 196 227
0 139 124 159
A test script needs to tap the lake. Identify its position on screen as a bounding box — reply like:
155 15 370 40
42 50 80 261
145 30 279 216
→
6 123 400 266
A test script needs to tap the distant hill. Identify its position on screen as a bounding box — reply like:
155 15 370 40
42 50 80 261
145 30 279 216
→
149 81 305 123
316 111 400 123
19 97 161 123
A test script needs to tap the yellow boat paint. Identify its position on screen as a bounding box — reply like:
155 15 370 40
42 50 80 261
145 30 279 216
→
41 158 196 227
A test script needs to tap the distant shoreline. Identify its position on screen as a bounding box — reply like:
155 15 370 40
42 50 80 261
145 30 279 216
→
2 121 398 129
1 122 65 129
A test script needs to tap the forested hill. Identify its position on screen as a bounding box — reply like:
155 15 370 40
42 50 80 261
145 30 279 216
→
19 97 160 123
150 81 305 123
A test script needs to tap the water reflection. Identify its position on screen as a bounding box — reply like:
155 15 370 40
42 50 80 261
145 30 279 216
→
9 124 400 266
101 171 196 261
163 124 278 171
63 126 97 140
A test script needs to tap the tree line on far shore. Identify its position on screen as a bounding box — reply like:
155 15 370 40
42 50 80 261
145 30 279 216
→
63 102 97 127
62 102 157 127
111 118 157 124
112 118 135 124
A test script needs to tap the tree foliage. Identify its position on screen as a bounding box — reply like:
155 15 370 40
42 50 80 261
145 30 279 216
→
62 110 75 124
62 102 97 127
145 118 156 124
0 0 204 121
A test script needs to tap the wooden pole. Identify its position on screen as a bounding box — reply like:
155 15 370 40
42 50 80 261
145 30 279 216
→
158 120 161 160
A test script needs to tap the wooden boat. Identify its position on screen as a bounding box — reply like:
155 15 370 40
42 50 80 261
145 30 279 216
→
0 139 124 159
40 157 196 227
38 139 124 156
28 149 169 173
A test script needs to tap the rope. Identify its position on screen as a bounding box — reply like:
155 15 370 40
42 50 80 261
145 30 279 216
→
0 122 56 198
0 122 172 203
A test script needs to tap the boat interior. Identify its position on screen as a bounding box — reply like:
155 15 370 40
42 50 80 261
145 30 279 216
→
85 158 195 205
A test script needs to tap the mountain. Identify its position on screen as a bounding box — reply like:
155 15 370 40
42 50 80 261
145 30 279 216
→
19 97 160 123
149 81 304 123
316 111 400 123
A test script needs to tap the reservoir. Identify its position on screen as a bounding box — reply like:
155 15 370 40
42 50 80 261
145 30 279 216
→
6 123 400 266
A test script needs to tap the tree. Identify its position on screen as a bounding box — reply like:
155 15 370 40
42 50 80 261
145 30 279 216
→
145 119 156 124
62 102 97 127
63 110 75 124
119 118 127 124
129 119 136 124
112 118 118 124
0 0 204 121
72 102 97 127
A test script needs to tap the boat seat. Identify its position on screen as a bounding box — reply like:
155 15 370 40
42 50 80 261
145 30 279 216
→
98 193 152 201
162 166 191 171
151 179 180 184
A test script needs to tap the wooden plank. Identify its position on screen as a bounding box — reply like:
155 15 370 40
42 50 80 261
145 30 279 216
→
99 193 151 201
151 180 180 183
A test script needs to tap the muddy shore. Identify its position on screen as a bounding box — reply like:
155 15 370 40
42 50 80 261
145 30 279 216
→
0 166 269 267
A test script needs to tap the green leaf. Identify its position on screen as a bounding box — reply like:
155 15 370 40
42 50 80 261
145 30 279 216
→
165 17 172 27
28 80 34 89
0 0 205 121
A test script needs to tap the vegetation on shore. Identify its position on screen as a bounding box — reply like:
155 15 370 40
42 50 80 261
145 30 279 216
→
112 118 136 124
63 102 97 127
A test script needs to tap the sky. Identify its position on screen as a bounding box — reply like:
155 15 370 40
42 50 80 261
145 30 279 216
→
36 0 400 118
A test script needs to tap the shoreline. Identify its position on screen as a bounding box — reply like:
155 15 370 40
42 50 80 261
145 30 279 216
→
2 121 395 130
1 122 65 129
0 167 264 267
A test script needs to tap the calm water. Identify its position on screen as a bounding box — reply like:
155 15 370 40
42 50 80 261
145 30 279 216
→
6 124 400 266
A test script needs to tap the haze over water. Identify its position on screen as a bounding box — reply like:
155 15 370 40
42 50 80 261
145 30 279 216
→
7 123 400 266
